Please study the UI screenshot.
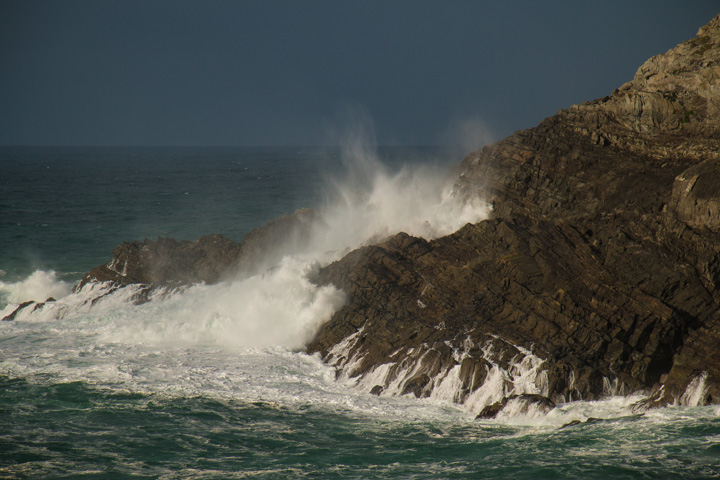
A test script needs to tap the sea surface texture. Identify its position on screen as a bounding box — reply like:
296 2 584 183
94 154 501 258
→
2 147 719 479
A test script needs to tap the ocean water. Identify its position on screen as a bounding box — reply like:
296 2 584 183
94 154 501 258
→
1 146 720 479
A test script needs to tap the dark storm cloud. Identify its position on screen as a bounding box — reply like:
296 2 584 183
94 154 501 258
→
0 0 717 146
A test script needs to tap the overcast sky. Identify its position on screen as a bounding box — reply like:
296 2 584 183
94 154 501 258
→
1 1 717 147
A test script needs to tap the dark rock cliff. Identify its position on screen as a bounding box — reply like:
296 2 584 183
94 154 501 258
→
307 15 720 412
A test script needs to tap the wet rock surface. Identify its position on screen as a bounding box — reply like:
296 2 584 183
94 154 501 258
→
476 394 556 420
2 298 56 322
308 15 720 410
77 234 243 289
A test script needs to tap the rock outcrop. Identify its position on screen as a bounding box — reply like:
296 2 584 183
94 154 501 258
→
2 298 56 322
76 208 319 293
64 15 720 415
76 234 243 289
307 14 720 411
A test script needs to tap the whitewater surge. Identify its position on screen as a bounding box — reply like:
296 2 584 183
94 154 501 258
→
0 146 496 418
6 145 706 428
326 330 555 418
0 269 71 306
5 146 720 480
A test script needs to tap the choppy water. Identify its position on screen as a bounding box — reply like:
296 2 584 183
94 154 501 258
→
1 146 719 479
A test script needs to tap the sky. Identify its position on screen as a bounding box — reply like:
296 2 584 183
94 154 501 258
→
1 1 718 147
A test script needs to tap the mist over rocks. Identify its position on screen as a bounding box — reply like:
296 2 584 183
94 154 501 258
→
76 234 243 289
308 14 720 412
75 208 319 294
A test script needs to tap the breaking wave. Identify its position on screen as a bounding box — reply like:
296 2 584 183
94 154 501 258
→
0 270 71 306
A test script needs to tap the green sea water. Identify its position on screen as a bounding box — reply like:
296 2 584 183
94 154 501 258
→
3 377 720 479
1 147 719 479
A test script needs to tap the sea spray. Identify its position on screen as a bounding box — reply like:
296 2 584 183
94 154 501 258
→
100 257 346 349
1 143 491 401
313 107 490 252
0 269 71 307
680 371 710 407
318 162 489 250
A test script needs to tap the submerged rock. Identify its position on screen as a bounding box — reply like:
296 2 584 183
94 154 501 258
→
2 297 57 321
476 394 556 420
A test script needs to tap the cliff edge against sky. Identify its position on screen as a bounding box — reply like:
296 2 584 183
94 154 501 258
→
307 14 720 413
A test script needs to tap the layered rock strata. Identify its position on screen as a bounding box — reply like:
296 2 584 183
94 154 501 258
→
307 15 720 412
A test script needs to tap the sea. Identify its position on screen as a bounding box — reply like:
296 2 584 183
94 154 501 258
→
1 146 719 479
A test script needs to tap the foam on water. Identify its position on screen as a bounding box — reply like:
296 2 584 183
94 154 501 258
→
4 145 717 433
0 269 71 307
93 258 345 350
0 145 493 424
0 301 469 424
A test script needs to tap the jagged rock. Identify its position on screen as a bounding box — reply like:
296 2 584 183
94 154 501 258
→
76 208 319 291
1 297 56 321
476 401 506 420
308 14 720 409
669 158 720 232
401 374 432 398
2 300 35 321
76 234 243 289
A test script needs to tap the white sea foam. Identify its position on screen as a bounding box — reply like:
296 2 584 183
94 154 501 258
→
501 394 649 427
316 161 489 252
0 136 494 423
98 257 346 349
679 371 709 406
0 269 71 307
326 333 553 417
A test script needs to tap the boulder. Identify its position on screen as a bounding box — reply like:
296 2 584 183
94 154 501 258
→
476 394 556 419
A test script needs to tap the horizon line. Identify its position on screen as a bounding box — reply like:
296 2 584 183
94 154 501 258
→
0 143 461 149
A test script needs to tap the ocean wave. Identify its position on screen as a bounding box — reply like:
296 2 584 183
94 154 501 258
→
0 269 71 307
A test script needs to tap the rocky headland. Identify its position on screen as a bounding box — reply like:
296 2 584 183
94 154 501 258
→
307 14 720 414
8 15 720 417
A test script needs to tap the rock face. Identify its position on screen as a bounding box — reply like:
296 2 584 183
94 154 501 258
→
307 15 720 412
76 208 319 293
77 234 243 289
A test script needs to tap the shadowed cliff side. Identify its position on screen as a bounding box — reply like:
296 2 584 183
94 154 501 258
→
307 14 720 413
